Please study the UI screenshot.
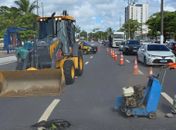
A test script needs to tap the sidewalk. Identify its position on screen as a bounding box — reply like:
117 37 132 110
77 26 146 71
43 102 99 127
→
0 51 17 65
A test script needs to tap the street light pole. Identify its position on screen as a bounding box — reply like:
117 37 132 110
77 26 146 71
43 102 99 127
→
160 0 164 44
128 0 130 39
36 0 39 16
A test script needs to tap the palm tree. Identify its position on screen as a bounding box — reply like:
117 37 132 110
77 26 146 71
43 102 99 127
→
14 0 38 14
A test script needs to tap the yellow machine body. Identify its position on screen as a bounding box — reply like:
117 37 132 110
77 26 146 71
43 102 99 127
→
0 12 84 97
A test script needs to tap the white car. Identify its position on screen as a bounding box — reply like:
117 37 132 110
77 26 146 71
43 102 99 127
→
137 44 175 65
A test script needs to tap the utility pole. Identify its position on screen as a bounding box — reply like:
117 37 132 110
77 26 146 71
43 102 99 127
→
119 13 122 29
160 0 164 44
41 2 44 17
36 0 39 16
128 0 130 39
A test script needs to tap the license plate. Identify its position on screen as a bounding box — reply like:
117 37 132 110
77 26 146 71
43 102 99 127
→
133 50 137 52
160 59 167 63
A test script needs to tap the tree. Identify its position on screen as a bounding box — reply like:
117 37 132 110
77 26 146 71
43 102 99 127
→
121 19 140 39
0 6 21 37
14 0 38 14
146 11 176 41
0 0 38 40
75 25 81 34
106 27 113 35
80 30 87 40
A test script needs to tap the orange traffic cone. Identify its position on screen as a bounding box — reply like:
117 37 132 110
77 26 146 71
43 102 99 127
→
119 52 124 65
133 57 139 75
149 67 153 76
112 50 115 58
114 53 118 61
110 49 113 56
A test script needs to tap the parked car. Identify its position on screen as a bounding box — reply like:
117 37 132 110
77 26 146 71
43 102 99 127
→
137 44 175 65
123 40 140 55
167 41 176 55
79 41 97 54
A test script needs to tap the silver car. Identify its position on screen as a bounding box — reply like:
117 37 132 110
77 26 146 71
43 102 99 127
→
137 44 175 65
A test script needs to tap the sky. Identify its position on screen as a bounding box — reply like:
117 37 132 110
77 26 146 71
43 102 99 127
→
0 0 175 32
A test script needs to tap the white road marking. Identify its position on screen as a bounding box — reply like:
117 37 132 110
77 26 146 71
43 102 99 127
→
38 99 60 122
125 59 130 63
90 56 94 59
161 92 173 105
138 69 144 75
37 99 60 130
85 61 89 65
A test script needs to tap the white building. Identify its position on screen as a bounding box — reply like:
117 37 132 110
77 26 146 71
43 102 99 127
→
125 3 149 36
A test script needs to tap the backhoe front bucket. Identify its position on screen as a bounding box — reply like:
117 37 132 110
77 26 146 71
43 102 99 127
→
0 69 65 97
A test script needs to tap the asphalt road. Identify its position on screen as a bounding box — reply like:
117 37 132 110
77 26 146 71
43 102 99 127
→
0 43 176 130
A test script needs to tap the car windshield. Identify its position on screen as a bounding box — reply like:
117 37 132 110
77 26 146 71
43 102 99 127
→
113 34 124 39
147 45 170 51
127 40 140 45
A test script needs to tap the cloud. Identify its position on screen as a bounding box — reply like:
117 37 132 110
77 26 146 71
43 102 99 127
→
0 0 175 32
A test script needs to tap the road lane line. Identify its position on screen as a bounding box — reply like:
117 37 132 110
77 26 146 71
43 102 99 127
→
161 92 173 105
138 69 144 75
38 99 60 122
125 59 130 63
85 61 89 65
90 56 94 59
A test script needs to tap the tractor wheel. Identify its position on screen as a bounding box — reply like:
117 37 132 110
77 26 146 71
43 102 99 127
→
64 60 75 85
149 112 156 119
75 51 84 76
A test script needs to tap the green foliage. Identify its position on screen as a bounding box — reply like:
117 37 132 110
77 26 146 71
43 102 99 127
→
146 11 176 40
121 19 140 39
0 0 38 40
106 27 113 35
80 30 87 40
14 0 38 14
75 25 81 34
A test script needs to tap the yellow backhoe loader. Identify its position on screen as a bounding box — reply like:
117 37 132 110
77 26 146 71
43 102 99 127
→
0 11 84 97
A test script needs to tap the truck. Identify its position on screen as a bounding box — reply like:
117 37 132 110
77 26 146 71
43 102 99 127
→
112 32 125 48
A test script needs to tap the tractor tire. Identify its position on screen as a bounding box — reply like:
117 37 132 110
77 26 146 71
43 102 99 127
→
75 51 84 76
64 60 75 85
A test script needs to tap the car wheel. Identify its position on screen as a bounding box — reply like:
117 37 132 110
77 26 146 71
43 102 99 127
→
123 50 127 55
